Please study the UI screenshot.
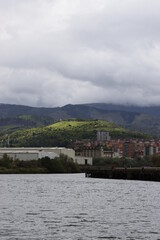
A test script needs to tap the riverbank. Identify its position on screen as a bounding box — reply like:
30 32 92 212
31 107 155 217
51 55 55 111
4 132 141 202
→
0 155 80 174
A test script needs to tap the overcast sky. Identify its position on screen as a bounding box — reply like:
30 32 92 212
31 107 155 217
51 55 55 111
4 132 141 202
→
0 0 160 107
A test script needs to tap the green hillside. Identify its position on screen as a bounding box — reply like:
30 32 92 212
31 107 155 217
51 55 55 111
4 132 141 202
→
0 119 148 147
0 115 54 137
0 103 160 136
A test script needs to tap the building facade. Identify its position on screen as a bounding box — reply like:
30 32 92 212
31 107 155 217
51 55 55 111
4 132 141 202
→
97 131 111 142
75 156 93 165
0 147 74 161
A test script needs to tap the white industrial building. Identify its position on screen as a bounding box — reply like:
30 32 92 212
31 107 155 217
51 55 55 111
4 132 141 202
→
0 150 58 161
0 147 93 165
0 147 74 161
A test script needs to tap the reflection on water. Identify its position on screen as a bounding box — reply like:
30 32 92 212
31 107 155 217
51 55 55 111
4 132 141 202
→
0 174 160 239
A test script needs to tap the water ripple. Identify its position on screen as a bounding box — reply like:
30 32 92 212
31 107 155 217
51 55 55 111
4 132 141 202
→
0 174 160 240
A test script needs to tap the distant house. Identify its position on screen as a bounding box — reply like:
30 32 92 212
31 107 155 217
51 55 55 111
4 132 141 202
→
75 156 93 165
81 146 103 158
144 144 158 157
122 141 135 159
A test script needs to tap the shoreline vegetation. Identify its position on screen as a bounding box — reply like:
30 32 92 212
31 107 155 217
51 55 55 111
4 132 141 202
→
0 152 160 174
0 154 81 174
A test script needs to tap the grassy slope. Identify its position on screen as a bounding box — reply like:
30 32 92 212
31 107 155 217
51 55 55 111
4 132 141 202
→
47 120 127 135
0 119 147 147
0 103 159 136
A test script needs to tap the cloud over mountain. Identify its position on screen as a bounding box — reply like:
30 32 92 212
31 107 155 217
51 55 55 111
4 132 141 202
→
0 0 160 107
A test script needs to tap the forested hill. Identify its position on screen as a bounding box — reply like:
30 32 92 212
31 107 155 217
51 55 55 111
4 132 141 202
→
0 103 160 136
0 120 147 148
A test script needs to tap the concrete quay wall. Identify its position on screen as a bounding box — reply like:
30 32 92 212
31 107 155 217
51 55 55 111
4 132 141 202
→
85 167 160 181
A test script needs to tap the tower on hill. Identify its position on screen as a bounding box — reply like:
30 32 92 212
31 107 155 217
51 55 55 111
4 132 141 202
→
97 131 111 142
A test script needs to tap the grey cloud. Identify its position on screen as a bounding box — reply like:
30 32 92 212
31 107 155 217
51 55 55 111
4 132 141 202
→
0 0 160 106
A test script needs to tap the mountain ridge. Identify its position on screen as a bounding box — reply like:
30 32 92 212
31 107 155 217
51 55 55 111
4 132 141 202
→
0 102 160 136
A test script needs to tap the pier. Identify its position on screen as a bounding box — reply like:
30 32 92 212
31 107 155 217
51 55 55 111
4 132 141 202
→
85 167 160 181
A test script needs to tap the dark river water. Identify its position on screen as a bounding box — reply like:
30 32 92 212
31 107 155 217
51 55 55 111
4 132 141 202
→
0 174 160 240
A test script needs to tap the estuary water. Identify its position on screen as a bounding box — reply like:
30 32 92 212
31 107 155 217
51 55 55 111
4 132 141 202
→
0 174 160 240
